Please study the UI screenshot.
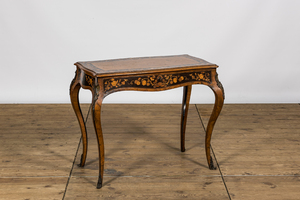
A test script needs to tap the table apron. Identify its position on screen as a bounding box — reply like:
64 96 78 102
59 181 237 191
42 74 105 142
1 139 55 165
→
100 69 217 95
76 68 221 99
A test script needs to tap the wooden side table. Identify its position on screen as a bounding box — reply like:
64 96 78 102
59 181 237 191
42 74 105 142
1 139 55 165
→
70 55 224 189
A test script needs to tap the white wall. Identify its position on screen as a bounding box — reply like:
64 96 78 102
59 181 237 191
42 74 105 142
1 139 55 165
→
1 0 299 104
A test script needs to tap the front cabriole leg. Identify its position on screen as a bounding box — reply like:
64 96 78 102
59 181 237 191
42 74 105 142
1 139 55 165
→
70 68 88 167
92 83 105 189
206 72 224 170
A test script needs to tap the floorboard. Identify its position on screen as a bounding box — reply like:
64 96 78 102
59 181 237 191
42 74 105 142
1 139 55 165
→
64 104 227 199
1 104 299 199
0 104 90 200
197 104 300 199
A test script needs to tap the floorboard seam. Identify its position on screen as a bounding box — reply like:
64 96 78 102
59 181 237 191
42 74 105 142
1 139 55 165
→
62 137 81 199
62 104 92 199
223 174 300 177
71 175 223 178
211 146 232 200
62 138 81 200
195 104 232 200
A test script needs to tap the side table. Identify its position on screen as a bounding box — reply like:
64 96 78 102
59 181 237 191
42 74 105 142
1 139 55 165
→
70 55 224 189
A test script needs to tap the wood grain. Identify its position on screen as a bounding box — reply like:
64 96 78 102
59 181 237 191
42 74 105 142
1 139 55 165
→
2 104 299 199
197 104 300 199
65 176 228 200
0 104 90 200
65 104 226 199
76 54 216 77
0 177 67 200
224 176 300 200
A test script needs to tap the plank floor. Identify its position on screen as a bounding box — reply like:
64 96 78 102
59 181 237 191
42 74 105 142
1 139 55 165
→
0 104 299 199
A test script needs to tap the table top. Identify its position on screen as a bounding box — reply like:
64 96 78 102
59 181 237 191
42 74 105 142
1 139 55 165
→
75 54 217 77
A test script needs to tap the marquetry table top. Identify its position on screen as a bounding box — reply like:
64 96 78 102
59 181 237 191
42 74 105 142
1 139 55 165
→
75 54 218 77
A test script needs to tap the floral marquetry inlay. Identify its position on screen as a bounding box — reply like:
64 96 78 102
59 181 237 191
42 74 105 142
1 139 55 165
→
85 75 93 86
104 71 211 92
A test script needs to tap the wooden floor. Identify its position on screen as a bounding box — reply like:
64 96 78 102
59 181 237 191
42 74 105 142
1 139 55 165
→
0 104 300 199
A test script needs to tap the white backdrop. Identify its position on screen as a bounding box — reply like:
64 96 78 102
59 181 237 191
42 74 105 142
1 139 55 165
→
1 0 299 104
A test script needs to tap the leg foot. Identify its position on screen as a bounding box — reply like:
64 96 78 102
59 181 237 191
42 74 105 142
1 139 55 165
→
209 156 217 170
78 154 84 167
97 174 103 189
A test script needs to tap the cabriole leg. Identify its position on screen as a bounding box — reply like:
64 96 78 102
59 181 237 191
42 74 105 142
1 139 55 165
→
92 93 105 189
180 85 192 152
206 73 224 170
70 70 88 167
